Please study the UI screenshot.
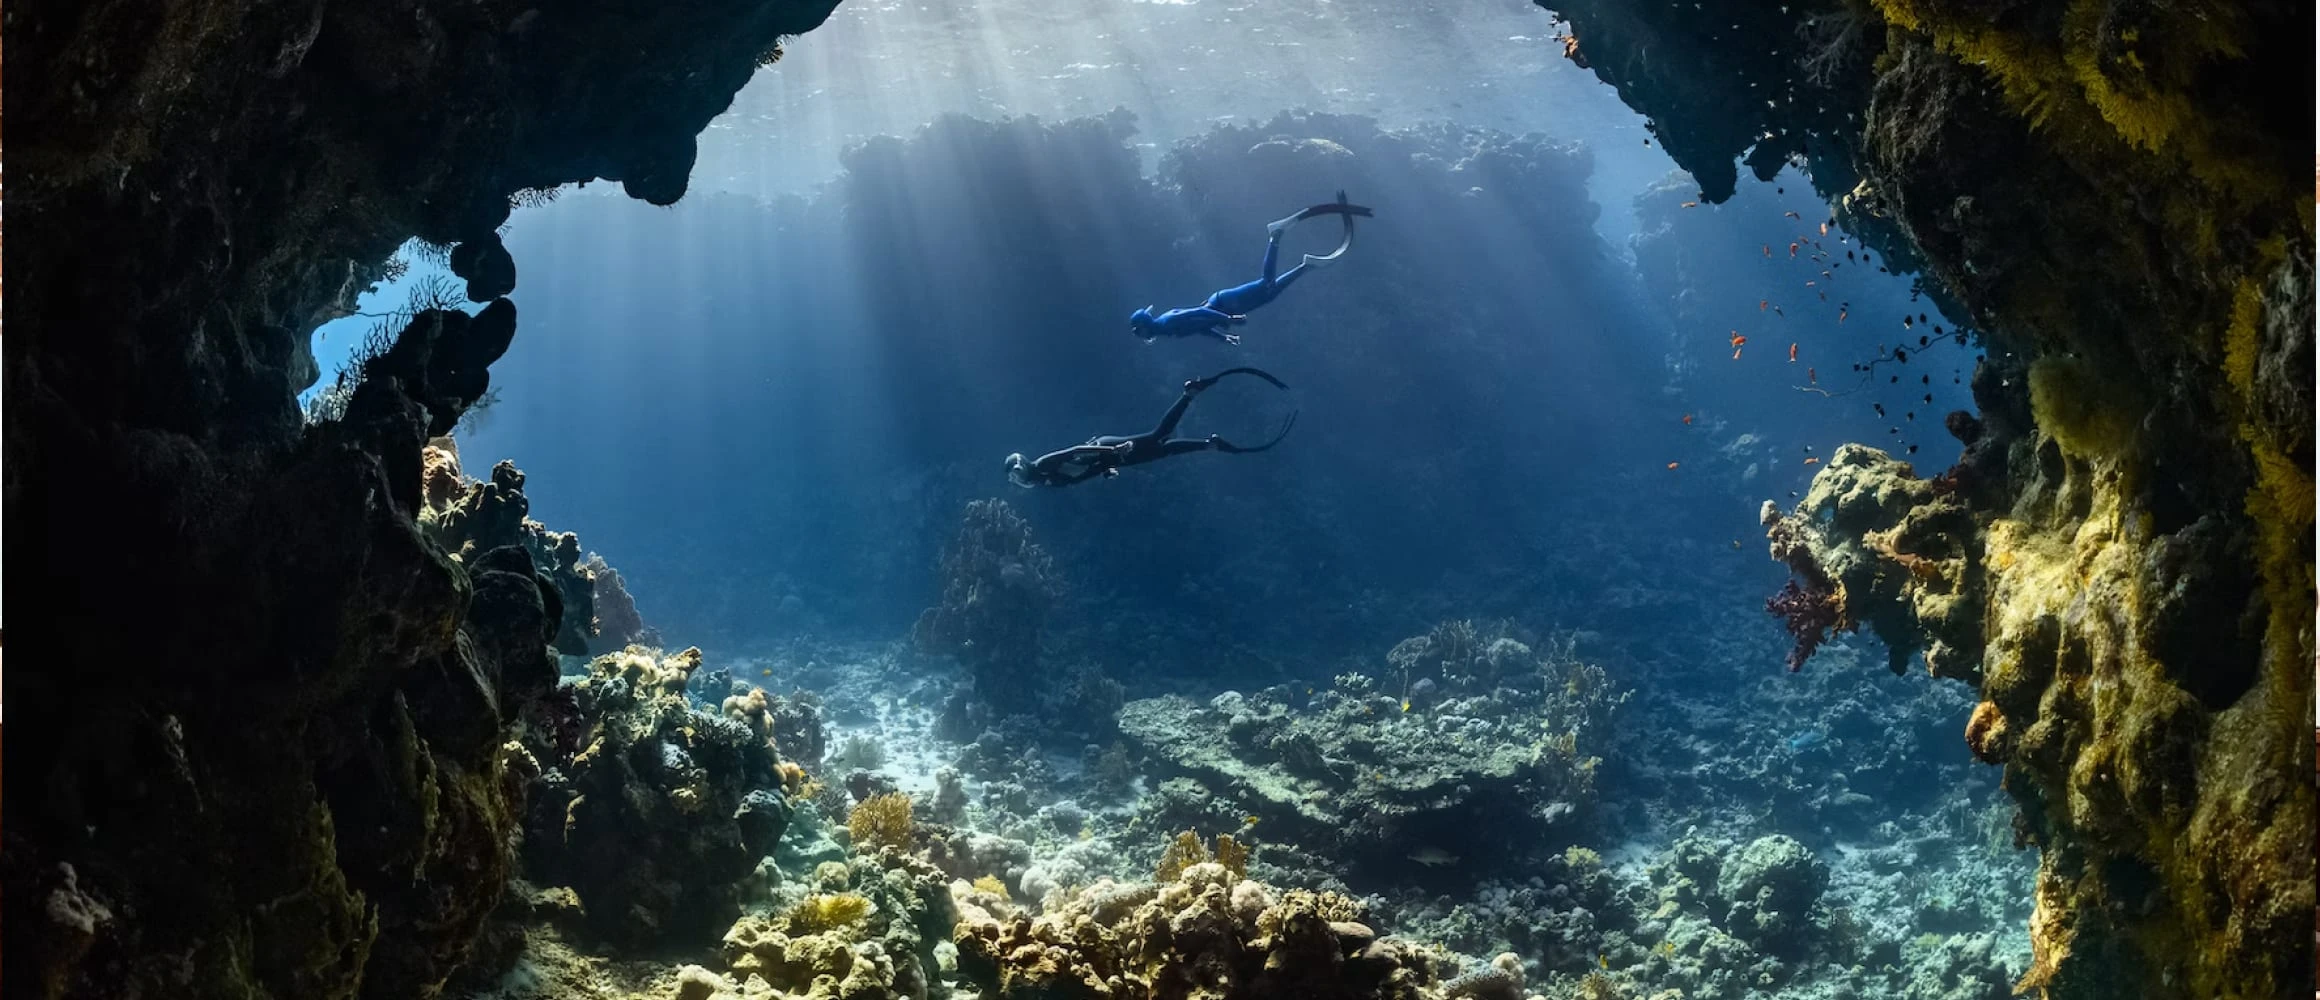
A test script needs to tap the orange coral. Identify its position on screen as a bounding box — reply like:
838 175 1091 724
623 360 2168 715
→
1966 701 2009 764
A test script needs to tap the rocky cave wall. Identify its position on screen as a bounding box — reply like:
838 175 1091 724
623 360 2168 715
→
2 1 838 998
1543 0 2310 997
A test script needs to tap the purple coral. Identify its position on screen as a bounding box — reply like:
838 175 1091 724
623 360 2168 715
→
1766 578 1851 672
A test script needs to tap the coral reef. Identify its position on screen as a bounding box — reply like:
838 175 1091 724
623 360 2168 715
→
515 647 794 953
1117 622 1624 890
691 851 958 1000
914 499 1065 717
1761 444 1983 681
953 862 1460 1000
586 553 662 654
1551 1 2311 994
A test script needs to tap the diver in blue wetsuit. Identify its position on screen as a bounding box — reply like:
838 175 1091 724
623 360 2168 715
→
1129 192 1372 345
1004 368 1297 487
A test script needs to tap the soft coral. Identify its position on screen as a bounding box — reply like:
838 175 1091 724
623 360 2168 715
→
1766 577 1853 671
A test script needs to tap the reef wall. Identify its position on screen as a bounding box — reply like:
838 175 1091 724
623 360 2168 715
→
1545 0 2311 996
3 1 837 998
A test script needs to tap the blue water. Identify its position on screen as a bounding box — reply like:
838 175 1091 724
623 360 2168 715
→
306 0 1973 672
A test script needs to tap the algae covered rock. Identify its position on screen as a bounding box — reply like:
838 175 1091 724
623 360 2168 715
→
1762 443 1982 681
1715 835 1828 954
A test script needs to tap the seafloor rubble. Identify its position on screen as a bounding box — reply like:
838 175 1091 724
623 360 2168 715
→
1547 1 2312 996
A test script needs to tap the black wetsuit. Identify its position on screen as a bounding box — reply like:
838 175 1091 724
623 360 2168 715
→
1013 368 1295 487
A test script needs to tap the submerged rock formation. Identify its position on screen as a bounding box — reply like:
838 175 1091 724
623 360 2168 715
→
5 0 839 997
1118 622 1625 890
915 499 1065 717
1547 0 2310 995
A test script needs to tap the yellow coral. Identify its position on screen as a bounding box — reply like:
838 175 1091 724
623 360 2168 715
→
2027 356 2139 460
2222 277 2263 399
1212 834 1249 879
782 893 872 934
847 792 913 851
971 875 1011 902
1155 830 1208 883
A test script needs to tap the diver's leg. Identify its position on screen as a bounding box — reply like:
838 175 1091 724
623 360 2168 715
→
1157 437 1219 457
1088 435 1133 447
1270 260 1309 293
1205 280 1265 317
1260 232 1282 284
1148 385 1200 439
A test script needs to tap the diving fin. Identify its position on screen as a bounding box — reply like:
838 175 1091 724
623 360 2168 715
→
1207 366 1290 390
1216 409 1298 454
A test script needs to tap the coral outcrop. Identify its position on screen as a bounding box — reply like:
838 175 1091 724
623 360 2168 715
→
8 0 840 994
586 552 662 654
954 864 1457 1000
1117 622 1624 889
684 851 959 1000
1761 443 1983 681
914 499 1064 715
516 647 794 953
1549 1 2311 995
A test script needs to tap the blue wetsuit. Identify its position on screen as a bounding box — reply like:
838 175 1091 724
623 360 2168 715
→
1132 234 1308 343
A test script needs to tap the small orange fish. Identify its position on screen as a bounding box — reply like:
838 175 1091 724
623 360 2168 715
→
1759 299 1768 311
1819 221 1830 236
1681 201 1699 209
1804 456 1821 465
1562 34 1581 58
1789 241 1800 258
1667 461 1680 470
1784 210 1801 219
1729 333 1747 348
1682 414 1694 425
1787 343 1798 363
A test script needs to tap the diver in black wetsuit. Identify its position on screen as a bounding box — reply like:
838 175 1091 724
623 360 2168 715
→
1004 368 1297 487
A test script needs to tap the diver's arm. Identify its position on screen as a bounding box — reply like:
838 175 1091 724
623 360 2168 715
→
1190 307 1245 326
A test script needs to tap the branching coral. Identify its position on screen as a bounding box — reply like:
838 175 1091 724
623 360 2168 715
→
1155 831 1250 883
847 793 915 853
1766 578 1854 673
782 893 873 935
